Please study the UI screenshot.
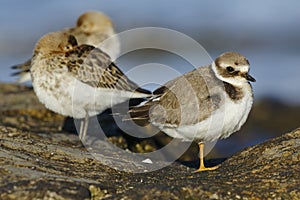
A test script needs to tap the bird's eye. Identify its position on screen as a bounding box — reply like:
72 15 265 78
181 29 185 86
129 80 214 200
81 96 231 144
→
226 66 234 72
63 45 72 51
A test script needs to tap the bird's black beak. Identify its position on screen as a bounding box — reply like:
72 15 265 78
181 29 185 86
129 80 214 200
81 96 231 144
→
244 73 256 82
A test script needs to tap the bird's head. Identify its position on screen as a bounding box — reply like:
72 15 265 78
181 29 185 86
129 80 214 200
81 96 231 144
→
34 32 78 55
76 11 114 34
212 52 256 86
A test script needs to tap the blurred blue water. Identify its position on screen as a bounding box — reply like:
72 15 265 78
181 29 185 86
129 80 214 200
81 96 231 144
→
0 0 299 104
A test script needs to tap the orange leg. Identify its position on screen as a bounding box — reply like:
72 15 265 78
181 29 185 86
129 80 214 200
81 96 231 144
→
193 142 219 172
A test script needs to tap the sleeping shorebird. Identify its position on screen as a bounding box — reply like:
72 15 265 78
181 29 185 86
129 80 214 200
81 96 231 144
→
12 11 120 83
30 31 150 141
127 52 256 172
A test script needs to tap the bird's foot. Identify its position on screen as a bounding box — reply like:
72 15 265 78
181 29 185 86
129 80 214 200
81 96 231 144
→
193 164 220 173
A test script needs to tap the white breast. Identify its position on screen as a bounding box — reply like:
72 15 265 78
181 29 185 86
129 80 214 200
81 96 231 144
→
31 57 147 119
158 85 253 142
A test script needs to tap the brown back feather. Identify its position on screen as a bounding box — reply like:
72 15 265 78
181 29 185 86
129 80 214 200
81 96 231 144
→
129 66 225 127
65 44 150 94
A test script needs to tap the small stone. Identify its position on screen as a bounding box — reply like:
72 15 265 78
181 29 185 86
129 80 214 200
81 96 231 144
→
209 193 219 199
142 158 153 164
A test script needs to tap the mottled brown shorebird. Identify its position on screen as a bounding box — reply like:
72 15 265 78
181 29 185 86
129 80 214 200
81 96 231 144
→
30 31 150 141
13 11 120 83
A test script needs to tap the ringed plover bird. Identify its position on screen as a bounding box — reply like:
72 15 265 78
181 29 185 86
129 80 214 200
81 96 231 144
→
127 52 256 172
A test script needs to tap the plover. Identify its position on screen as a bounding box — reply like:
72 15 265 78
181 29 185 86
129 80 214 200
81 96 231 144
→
12 11 120 83
127 52 256 172
30 31 150 141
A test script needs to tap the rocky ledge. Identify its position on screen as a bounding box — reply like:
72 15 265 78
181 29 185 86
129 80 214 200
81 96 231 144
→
0 83 299 199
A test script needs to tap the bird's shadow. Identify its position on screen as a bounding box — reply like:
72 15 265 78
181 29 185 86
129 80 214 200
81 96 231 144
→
179 158 227 169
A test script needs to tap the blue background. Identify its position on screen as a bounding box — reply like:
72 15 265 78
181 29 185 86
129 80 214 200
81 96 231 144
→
0 0 299 104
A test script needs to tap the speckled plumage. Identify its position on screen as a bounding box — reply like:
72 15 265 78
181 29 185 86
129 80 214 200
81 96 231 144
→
31 32 149 140
12 11 120 83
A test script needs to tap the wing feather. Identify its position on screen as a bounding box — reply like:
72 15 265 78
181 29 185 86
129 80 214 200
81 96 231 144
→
129 66 225 126
66 44 150 94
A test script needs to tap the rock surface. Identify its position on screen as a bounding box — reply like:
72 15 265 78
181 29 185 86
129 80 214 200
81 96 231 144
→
0 83 299 199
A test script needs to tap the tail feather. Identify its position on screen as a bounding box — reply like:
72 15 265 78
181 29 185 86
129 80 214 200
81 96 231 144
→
11 59 31 70
125 96 160 127
11 70 25 77
113 99 152 126
11 59 32 83
135 87 152 95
